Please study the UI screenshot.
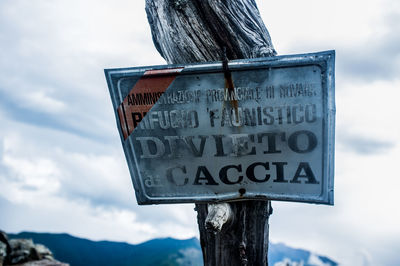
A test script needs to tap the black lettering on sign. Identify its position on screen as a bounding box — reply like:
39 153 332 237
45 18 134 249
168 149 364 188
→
183 136 208 157
213 135 227 157
266 85 275 98
246 162 270 183
193 166 219 185
219 164 243 185
230 134 256 156
290 162 319 184
136 137 165 159
272 162 288 183
305 104 317 123
158 111 170 129
164 136 180 158
244 108 257 126
132 112 143 128
128 92 163 106
288 130 317 153
292 105 304 124
208 109 219 127
164 135 208 158
258 132 283 154
262 107 274 125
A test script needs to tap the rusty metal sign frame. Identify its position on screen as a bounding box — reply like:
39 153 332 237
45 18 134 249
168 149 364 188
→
105 50 335 205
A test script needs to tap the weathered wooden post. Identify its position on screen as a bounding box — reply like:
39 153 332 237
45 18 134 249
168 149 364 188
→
145 1 276 265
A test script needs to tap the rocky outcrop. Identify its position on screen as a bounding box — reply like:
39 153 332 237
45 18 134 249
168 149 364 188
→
0 231 68 266
0 242 7 266
0 231 10 266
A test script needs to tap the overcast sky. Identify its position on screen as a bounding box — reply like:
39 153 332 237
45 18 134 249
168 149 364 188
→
0 0 399 265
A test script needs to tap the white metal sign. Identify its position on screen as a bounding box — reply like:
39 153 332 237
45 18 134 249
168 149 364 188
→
105 50 335 205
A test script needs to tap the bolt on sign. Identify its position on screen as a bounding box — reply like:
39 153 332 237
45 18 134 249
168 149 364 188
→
105 50 335 205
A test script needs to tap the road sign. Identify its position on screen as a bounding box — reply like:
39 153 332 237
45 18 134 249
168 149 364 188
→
105 50 335 205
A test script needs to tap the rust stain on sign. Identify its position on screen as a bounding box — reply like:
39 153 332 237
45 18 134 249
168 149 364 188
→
222 54 239 124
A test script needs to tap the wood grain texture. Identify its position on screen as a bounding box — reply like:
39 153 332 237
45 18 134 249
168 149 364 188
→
196 201 272 266
146 0 276 64
145 1 275 265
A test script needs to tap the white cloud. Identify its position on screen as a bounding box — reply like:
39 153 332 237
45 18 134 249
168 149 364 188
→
0 0 164 141
0 125 198 243
23 91 66 113
308 253 332 266
258 0 387 54
336 79 400 152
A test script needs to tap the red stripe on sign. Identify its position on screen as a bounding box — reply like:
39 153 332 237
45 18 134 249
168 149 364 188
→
144 68 184 76
117 105 128 140
118 67 183 140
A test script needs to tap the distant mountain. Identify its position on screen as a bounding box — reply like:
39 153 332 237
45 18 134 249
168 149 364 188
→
8 232 202 266
8 232 337 266
269 242 338 266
